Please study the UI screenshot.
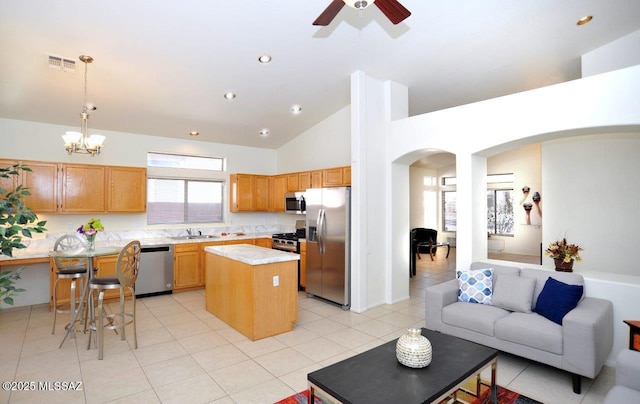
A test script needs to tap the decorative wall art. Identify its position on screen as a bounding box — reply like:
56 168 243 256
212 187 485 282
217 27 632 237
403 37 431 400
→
519 185 530 205
532 192 542 217
523 203 533 225
520 186 541 224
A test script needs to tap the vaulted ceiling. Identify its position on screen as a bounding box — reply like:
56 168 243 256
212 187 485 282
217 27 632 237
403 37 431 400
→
1 1 639 149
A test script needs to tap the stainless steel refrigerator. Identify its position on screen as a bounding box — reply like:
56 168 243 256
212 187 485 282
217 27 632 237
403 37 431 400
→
305 186 351 309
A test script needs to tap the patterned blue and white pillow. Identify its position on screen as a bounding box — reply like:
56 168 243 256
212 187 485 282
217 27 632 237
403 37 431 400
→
457 268 494 305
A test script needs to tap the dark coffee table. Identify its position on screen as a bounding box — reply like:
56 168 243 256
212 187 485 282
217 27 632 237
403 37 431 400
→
308 328 497 403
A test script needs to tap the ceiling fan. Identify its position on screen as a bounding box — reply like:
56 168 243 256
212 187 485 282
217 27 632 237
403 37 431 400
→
313 0 411 26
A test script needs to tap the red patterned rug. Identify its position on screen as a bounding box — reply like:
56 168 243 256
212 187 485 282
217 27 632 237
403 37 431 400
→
275 385 541 404
274 389 326 404
471 385 542 404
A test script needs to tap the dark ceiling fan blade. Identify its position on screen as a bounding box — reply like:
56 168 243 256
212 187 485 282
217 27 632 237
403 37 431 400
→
313 0 346 26
374 0 411 24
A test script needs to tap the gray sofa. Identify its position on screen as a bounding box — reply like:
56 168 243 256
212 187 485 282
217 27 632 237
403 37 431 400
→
604 349 640 403
425 262 613 394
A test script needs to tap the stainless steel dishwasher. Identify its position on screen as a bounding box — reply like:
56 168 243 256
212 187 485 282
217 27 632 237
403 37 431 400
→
136 245 174 297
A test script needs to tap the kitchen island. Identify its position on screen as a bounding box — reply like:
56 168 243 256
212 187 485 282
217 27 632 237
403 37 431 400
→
204 244 299 341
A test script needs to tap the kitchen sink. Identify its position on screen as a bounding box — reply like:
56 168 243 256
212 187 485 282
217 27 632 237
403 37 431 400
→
169 235 220 240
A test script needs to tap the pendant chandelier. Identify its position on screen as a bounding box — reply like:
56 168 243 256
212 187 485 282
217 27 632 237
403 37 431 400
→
61 55 105 156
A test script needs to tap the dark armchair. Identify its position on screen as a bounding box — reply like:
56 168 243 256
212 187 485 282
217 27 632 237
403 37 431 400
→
410 228 438 276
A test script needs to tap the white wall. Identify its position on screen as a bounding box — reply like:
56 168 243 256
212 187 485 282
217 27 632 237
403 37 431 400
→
409 166 438 230
488 143 542 256
582 29 640 77
542 133 640 275
275 106 351 173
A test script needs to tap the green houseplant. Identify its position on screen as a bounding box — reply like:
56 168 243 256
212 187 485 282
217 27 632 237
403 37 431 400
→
1 163 47 306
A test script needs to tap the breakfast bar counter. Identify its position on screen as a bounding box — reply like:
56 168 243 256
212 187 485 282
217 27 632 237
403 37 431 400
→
204 244 299 340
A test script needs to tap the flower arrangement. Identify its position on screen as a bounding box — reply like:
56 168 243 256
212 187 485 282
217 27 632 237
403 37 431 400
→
77 218 104 248
545 237 583 263
77 218 104 236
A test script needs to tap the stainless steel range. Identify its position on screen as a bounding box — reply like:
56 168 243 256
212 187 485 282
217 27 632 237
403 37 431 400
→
271 233 300 253
272 222 306 289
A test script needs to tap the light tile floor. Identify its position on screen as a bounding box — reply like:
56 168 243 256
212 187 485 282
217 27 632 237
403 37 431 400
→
1 249 614 403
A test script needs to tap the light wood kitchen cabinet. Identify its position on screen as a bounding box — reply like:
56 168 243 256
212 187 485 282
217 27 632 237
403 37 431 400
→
269 175 286 212
231 166 350 213
287 173 299 192
0 160 58 213
50 253 129 307
298 172 311 191
22 162 58 213
174 243 202 291
322 166 351 187
49 257 80 309
93 255 130 300
255 237 272 248
299 241 307 289
223 239 255 246
253 175 269 211
343 166 351 185
0 159 19 197
230 174 269 212
310 170 323 188
106 166 147 212
60 164 106 213
205 251 297 340
174 243 201 290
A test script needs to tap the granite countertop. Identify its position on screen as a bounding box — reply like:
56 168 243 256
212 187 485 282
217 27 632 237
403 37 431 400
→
0 232 276 263
205 244 300 266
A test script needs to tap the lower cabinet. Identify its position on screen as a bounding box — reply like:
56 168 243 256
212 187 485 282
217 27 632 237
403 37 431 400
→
299 241 307 289
173 243 202 291
94 255 132 300
255 237 272 248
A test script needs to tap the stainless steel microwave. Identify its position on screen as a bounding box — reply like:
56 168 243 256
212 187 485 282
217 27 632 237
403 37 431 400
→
285 192 306 215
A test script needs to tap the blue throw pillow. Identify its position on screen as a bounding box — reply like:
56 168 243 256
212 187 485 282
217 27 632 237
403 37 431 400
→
457 268 493 305
534 277 583 325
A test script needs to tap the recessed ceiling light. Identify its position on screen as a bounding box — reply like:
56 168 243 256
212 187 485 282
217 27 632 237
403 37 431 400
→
223 92 236 100
577 16 593 26
258 54 272 64
291 105 302 114
189 131 199 137
259 128 270 137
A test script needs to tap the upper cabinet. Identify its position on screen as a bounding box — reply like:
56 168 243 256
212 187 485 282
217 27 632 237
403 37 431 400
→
323 166 351 187
229 174 269 212
253 175 269 211
106 166 147 212
287 173 299 192
0 159 19 197
311 170 323 188
229 166 351 213
0 159 58 213
0 160 146 214
269 175 286 212
22 162 59 213
60 164 106 213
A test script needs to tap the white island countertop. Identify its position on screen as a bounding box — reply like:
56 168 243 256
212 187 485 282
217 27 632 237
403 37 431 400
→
204 244 299 266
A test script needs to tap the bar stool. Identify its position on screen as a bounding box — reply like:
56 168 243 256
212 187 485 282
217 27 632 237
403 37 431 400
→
51 234 89 335
87 240 141 360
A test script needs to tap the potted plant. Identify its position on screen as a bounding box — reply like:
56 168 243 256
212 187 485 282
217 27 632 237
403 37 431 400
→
544 237 583 272
1 163 47 307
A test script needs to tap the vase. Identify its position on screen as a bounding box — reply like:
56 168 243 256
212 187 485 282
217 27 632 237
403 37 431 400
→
396 328 432 368
85 234 96 251
554 258 574 272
